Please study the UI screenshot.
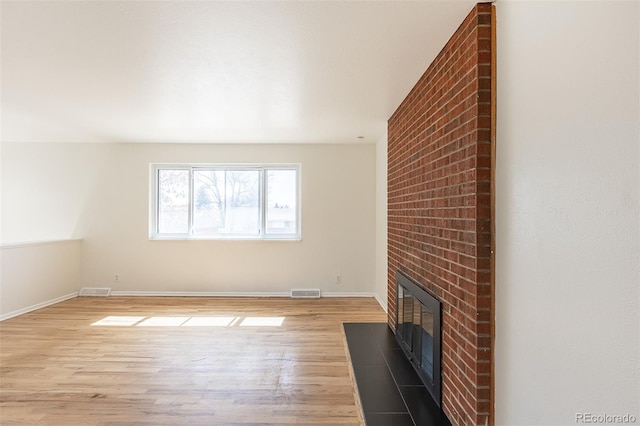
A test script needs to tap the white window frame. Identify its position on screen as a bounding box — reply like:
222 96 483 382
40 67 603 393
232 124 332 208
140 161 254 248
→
150 163 301 240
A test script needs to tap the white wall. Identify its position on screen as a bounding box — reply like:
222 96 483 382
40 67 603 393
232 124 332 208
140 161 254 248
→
495 1 640 424
0 239 82 319
375 133 388 311
1 141 377 313
1 143 111 244
1 143 106 318
67 143 376 295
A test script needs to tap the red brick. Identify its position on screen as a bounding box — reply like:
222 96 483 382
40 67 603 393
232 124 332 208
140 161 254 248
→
387 3 494 426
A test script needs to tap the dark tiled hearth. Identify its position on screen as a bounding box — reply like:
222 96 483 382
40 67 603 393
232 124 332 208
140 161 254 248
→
344 323 451 426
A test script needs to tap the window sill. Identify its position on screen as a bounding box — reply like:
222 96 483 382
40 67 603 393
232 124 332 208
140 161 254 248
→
149 236 302 242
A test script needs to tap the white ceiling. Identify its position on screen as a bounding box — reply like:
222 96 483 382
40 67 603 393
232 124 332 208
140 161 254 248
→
1 0 476 144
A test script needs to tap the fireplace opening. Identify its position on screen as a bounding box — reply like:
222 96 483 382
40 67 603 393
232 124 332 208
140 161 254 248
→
395 271 442 407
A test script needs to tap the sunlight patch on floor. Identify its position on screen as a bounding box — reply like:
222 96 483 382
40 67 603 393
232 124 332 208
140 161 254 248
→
137 316 190 327
91 315 285 327
183 316 236 327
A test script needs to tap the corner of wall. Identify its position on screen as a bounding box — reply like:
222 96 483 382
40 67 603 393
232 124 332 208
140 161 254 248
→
0 239 82 320
375 131 389 313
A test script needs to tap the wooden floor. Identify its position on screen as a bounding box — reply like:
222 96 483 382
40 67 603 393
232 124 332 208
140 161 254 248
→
0 297 386 425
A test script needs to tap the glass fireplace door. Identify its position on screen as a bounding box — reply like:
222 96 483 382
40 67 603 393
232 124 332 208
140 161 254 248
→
395 271 442 407
420 305 435 382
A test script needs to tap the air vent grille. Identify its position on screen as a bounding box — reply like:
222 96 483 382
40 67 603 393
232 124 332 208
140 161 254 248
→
79 287 111 297
290 289 321 299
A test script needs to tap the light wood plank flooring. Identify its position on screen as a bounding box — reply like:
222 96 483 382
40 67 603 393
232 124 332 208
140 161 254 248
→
0 297 386 425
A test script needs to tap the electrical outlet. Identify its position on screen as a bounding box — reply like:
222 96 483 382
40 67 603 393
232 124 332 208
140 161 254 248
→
336 275 342 285
114 274 120 282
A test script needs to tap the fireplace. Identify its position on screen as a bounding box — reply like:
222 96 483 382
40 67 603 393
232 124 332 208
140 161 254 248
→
395 271 442 407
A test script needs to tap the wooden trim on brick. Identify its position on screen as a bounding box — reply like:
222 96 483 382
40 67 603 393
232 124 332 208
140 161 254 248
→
490 4 497 426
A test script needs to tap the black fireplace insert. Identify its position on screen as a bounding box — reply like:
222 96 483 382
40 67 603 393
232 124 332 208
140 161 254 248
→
395 271 442 407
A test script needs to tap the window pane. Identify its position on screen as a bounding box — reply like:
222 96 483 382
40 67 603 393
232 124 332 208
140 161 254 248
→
158 169 189 234
193 170 225 234
193 169 260 235
153 165 299 239
266 169 297 234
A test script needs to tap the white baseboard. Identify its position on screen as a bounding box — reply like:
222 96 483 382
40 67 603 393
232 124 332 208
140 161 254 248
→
110 291 290 297
374 293 388 313
0 292 79 321
109 291 378 298
321 292 377 298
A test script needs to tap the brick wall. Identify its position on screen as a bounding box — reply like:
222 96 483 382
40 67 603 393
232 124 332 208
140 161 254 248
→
387 3 494 425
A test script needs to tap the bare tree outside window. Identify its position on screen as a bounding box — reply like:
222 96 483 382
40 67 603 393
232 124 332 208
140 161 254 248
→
193 170 260 235
153 164 299 239
158 169 189 234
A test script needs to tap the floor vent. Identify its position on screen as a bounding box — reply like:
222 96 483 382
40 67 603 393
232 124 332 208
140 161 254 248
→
79 287 111 297
290 289 321 299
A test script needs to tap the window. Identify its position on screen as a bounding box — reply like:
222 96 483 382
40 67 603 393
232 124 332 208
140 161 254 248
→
151 164 300 240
